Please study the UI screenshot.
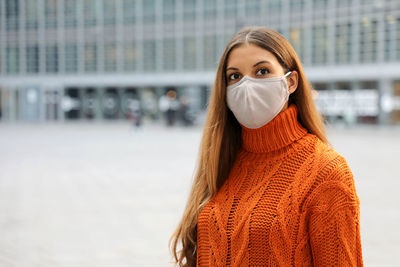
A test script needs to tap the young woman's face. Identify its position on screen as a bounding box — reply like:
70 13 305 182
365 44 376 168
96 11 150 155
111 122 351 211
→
225 43 287 87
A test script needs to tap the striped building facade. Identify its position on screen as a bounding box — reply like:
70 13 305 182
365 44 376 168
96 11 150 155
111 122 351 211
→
0 0 399 124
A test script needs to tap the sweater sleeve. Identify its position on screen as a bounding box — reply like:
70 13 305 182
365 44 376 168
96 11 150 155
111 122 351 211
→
308 155 364 266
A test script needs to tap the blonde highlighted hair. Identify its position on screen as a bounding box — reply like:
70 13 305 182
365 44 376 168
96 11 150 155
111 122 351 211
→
169 26 328 266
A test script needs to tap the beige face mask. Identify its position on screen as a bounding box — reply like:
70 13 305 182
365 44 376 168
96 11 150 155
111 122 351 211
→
226 71 292 129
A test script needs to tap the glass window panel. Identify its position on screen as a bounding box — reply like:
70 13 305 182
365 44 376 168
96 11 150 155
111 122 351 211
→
246 0 262 16
143 40 155 71
45 0 57 28
360 18 377 63
289 27 305 62
105 43 118 72
26 45 39 73
312 25 328 64
84 0 97 26
163 0 175 22
143 0 155 24
335 23 352 64
104 0 116 25
5 0 19 31
124 41 137 71
85 44 97 72
6 46 19 73
64 0 78 27
123 0 136 24
183 36 196 70
225 0 237 18
26 0 38 29
183 0 195 22
204 34 217 70
204 0 216 20
65 44 78 73
163 38 176 71
46 45 58 73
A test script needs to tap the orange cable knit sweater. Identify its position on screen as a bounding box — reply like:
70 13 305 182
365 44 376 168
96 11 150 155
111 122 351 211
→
196 103 363 266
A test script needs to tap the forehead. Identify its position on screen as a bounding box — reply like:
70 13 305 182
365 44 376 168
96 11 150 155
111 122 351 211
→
226 43 278 68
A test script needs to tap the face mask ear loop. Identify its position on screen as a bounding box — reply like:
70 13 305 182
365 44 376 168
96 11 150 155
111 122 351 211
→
284 71 292 77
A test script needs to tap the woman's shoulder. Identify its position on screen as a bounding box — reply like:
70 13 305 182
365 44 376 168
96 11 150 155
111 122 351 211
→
300 132 346 166
300 133 360 207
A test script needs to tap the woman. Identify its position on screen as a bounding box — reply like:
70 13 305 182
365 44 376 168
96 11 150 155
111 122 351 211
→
169 26 363 266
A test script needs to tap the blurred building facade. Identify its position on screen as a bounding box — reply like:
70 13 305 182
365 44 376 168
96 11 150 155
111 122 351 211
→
0 0 399 124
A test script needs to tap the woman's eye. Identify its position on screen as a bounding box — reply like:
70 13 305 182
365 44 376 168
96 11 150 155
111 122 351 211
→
228 73 241 80
256 68 269 76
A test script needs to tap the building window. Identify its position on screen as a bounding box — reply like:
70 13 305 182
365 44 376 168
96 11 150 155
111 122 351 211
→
204 0 216 20
123 0 136 24
84 0 97 26
289 0 305 25
184 36 196 70
163 38 176 71
65 44 78 73
360 18 377 63
163 0 175 22
267 0 281 25
64 0 78 28
336 0 352 18
312 25 328 65
6 45 19 74
104 43 118 72
143 0 155 24
289 28 305 62
45 0 57 28
46 45 58 73
25 0 38 29
225 0 237 18
104 0 116 26
335 23 352 64
143 40 156 71
124 42 137 71
5 0 19 31
184 0 196 22
312 0 328 21
85 44 97 72
26 45 39 73
246 0 262 17
204 34 217 70
384 16 395 62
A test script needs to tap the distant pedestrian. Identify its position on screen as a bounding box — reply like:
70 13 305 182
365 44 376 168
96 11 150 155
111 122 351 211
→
129 98 142 130
159 90 180 127
170 26 364 266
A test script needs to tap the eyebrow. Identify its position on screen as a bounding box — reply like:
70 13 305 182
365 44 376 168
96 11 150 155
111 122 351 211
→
226 60 272 72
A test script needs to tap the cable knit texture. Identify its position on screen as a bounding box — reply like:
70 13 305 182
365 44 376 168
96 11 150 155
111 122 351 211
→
196 103 363 266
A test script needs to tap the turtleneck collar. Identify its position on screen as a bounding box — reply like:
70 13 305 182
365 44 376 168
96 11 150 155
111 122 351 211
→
241 103 308 153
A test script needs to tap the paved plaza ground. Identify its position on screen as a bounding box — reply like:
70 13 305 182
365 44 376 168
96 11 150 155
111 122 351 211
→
0 121 399 266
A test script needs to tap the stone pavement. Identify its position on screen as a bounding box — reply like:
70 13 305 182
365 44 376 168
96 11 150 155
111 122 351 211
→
0 122 399 266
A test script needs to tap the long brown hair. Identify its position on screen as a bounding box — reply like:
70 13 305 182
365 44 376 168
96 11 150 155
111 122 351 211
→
169 26 328 266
